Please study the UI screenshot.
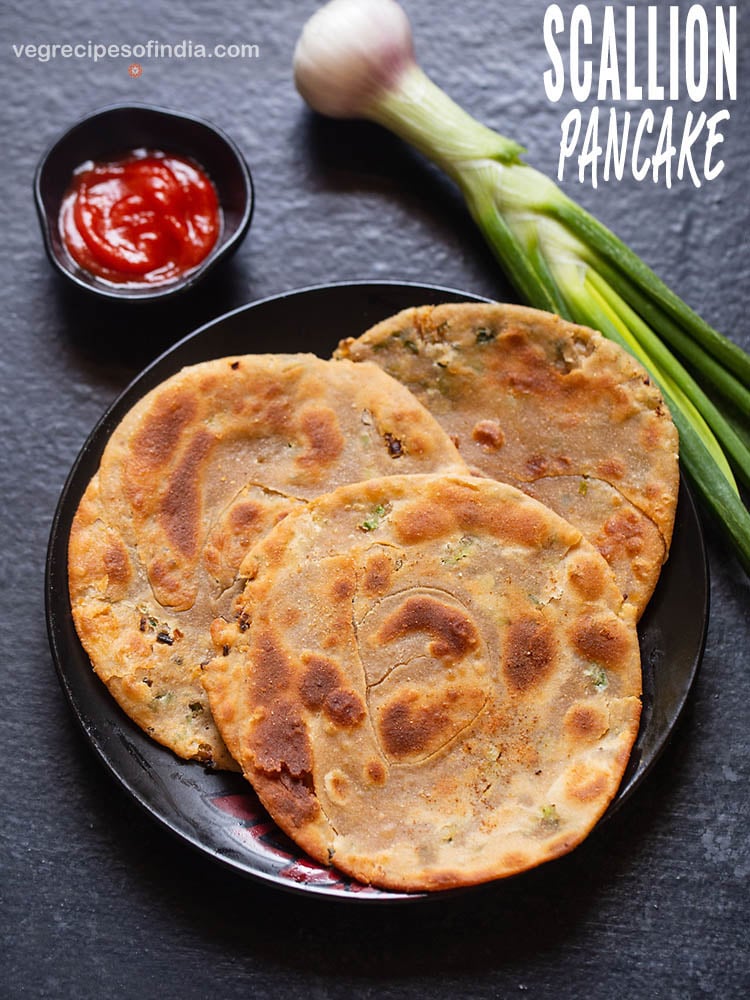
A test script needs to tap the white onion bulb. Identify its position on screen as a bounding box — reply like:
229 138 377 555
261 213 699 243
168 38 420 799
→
293 0 416 118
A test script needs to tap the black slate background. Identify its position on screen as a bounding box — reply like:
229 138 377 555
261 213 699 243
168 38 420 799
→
2 1 749 997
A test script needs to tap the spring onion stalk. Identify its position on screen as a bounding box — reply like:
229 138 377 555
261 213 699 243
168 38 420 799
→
293 0 750 573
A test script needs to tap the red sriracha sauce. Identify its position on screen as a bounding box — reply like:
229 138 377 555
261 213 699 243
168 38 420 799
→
60 149 221 286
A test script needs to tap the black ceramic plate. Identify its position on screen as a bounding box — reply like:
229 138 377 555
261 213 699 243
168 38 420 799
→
46 281 709 902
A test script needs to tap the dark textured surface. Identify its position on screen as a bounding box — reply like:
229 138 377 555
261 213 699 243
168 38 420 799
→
2 1 748 997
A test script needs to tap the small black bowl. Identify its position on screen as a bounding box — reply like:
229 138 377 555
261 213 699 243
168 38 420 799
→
34 103 254 302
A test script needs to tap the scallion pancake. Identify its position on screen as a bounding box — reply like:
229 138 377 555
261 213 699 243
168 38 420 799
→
68 354 467 768
335 303 679 616
204 474 641 891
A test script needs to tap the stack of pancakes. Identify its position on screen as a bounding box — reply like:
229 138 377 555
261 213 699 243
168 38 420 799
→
68 303 678 891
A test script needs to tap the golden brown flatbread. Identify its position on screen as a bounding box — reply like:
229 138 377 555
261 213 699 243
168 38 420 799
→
68 355 467 768
204 474 641 891
335 303 679 616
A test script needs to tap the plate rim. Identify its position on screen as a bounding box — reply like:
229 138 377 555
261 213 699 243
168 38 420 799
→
45 279 710 902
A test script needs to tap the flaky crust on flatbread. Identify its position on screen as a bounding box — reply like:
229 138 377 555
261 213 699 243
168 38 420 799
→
68 355 467 768
335 303 679 616
204 474 641 891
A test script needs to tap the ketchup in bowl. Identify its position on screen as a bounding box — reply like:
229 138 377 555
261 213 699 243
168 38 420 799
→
60 149 221 286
